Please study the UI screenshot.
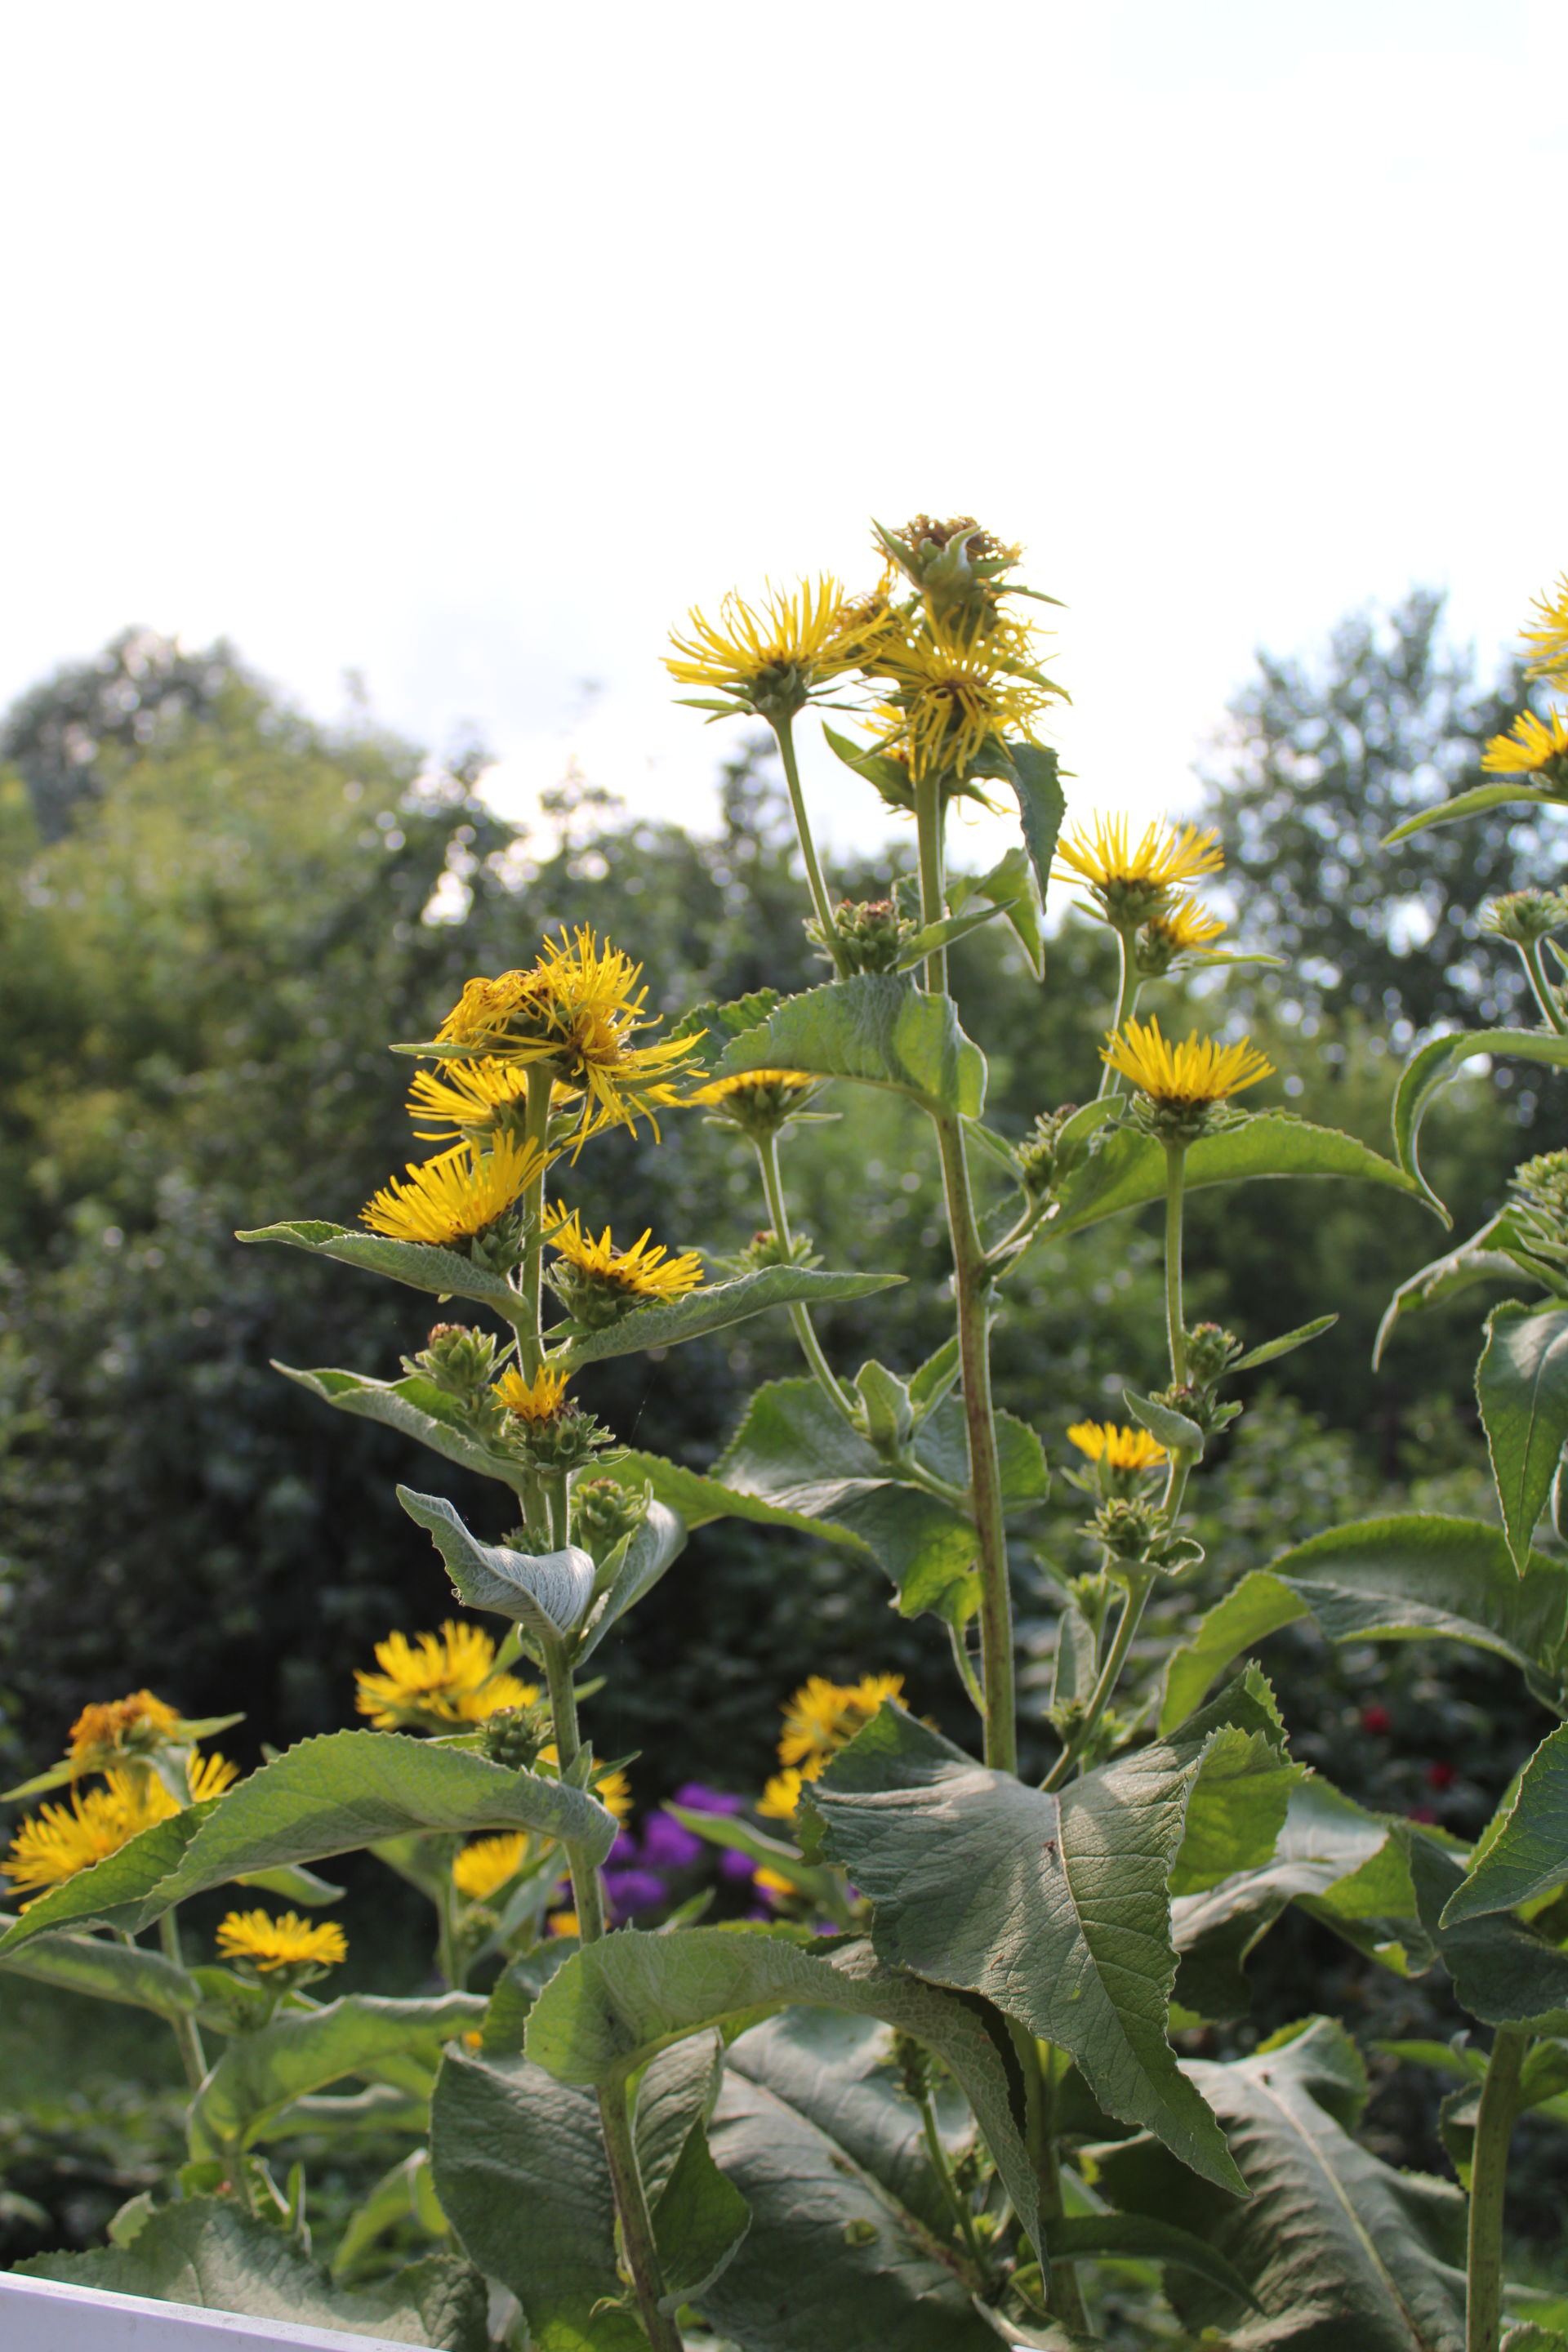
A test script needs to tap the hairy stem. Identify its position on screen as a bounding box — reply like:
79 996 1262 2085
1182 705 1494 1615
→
1095 928 1142 1098
541 1637 605 1945
1165 1140 1188 1386
753 1132 858 1421
772 713 849 977
1467 2025 1528 2352
915 768 948 996
1040 1570 1154 1792
914 2078 986 2274
1519 938 1568 1035
598 2077 687 2352
158 1907 208 2095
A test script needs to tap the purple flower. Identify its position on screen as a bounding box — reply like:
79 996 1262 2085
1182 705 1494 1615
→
608 1830 640 1865
719 1849 757 1884
642 1813 703 1870
673 1782 747 1815
602 1868 668 1923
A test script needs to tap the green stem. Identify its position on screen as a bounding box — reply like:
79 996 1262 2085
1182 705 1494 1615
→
597 2077 687 2352
1013 2024 1091 2332
1095 928 1143 1097
1520 938 1568 1034
915 2080 986 2274
158 1907 208 2094
434 1869 464 1992
516 1065 555 1378
541 1637 605 1945
1040 1571 1154 1792
1467 2026 1529 2352
946 1619 987 1718
1165 1141 1188 1386
772 712 849 977
753 1133 858 1422
915 768 948 996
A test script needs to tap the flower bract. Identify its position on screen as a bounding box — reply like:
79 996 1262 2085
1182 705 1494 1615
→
354 1623 539 1731
546 1205 705 1304
216 1909 348 1972
1056 817 1223 899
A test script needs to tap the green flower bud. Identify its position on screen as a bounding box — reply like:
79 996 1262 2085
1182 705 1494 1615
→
481 1701 554 1771
403 1323 504 1401
1016 1106 1082 1198
571 1477 650 1554
1183 1323 1242 1384
1481 889 1568 946
808 898 918 974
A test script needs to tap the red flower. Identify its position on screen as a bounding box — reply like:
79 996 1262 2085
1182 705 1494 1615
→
1361 1705 1392 1735
1424 1760 1456 1790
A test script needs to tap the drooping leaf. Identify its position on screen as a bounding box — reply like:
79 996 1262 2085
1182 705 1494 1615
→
398 1486 595 1640
558 1266 905 1369
1046 2212 1259 2304
982 737 1066 913
0 1924 203 2018
1271 1516 1568 1682
714 975 987 1116
575 1500 687 1661
523 1925 1041 2256
0 1806 215 1947
189 1992 484 2156
1477 1303 1568 1570
276 1364 531 1493
234 1860 345 1908
947 841 1045 976
1412 1837 1568 2034
1374 1209 1551 1368
1094 2016 1466 2350
810 1686 1293 2193
238 1218 526 1316
612 1447 868 1549
1392 1030 1568 1220
1441 1725 1568 1924
19 2195 488 2348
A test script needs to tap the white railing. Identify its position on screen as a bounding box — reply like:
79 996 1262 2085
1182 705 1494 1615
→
0 2271 422 2351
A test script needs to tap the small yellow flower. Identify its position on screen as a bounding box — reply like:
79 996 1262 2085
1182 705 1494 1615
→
1143 897 1226 956
756 1768 804 1820
493 1365 572 1423
1067 1421 1168 1473
68 1690 181 1766
595 1766 633 1823
452 1831 531 1901
754 1866 797 1902
866 621 1064 782
666 577 856 718
354 1623 538 1731
547 1908 581 1939
690 1068 816 1107
777 1673 904 1780
545 1205 705 1303
362 1135 545 1247
1101 1015 1273 1108
1521 577 1568 684
1055 817 1223 898
187 1753 242 1802
2 1750 234 1899
1481 706 1568 782
216 1909 348 1973
407 1058 534 1143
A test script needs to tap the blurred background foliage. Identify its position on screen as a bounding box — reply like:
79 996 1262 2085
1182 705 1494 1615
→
2 599 1566 2278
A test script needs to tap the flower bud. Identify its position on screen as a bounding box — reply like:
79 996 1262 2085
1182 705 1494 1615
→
404 1323 503 1401
481 1700 554 1772
571 1477 650 1554
1481 889 1568 946
808 898 917 974
1016 1106 1082 1198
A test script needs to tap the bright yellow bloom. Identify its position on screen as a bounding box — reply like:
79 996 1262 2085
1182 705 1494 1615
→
666 577 856 714
756 1768 804 1820
216 1909 348 1972
407 1058 535 1142
1521 577 1568 684
866 621 1063 782
3 1750 236 1899
688 1069 817 1107
68 1690 180 1766
1055 817 1223 895
1101 1015 1274 1107
1143 896 1226 955
452 1832 531 1901
545 1205 705 1303
354 1623 538 1731
754 1867 797 1901
1481 706 1568 779
362 1135 544 1247
777 1673 905 1780
492 1365 572 1423
595 1766 633 1823
547 1909 580 1938
187 1753 241 1802
1067 1421 1168 1472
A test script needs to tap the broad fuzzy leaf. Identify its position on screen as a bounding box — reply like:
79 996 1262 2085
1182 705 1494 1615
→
0 1925 202 2018
558 1265 905 1369
1477 1303 1568 1570
613 1447 868 1548
1441 1724 1568 1924
1383 781 1558 844
0 1806 214 1946
1271 1515 1568 1680
277 1364 530 1492
634 2034 750 2305
238 1218 525 1315
1374 1209 1548 1368
398 1486 595 1637
1413 1837 1568 2033
19 2196 488 2347
1162 1571 1307 1732
1392 1030 1568 1219
713 974 987 1116
190 1992 483 2156
575 1499 687 1661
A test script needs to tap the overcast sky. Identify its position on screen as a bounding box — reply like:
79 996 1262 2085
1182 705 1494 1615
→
3 1 1561 881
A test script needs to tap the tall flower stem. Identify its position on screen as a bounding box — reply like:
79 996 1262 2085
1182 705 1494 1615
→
1040 1570 1154 1793
1164 1141 1189 1386
1466 2025 1528 2352
915 768 949 996
753 1132 858 1422
1519 938 1568 1035
772 713 849 978
1095 929 1142 1098
158 1907 207 2094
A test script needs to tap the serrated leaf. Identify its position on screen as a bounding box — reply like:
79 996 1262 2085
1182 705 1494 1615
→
0 1806 215 1945
398 1486 595 1638
237 1219 526 1314
559 1266 904 1369
1382 781 1558 844
978 737 1066 911
1477 1303 1568 1570
18 2196 488 2346
820 719 917 805
713 974 987 1116
670 987 783 1048
190 1992 484 2156
1162 1571 1307 1731
0 1924 203 2017
809 1687 1291 2193
1393 1030 1568 1220
948 841 1045 976
277 1363 531 1492
1412 1837 1568 2033
523 1925 1041 2256
1440 1725 1568 1925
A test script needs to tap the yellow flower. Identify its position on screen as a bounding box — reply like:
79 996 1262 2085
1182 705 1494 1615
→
68 1690 180 1766
595 1766 633 1823
545 1205 705 1303
1101 1015 1273 1108
407 1057 535 1143
866 621 1063 782
362 1135 545 1247
547 1908 580 1938
689 1069 817 1107
1143 897 1226 955
492 1365 572 1423
354 1623 538 1731
1521 576 1568 684
1481 706 1568 782
452 1832 531 1901
216 1909 348 1973
1067 1421 1168 1473
187 1753 242 1802
777 1673 904 1780
2 1750 234 1899
754 1866 797 1902
1055 817 1223 897
756 1768 804 1821
666 577 856 718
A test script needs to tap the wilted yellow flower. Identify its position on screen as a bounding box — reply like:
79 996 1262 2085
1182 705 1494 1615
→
452 1832 531 1901
492 1365 572 1423
1067 1421 1168 1473
756 1768 804 1820
362 1135 545 1247
777 1673 904 1780
1521 577 1568 684
216 1909 347 1973
666 577 856 719
1481 706 1568 782
354 1623 538 1731
67 1690 181 1767
1101 1016 1273 1108
3 1750 236 1899
546 1205 705 1304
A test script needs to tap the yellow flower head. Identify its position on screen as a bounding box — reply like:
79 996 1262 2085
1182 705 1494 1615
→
688 1068 822 1138
547 1908 581 1939
690 1068 817 1107
452 1831 531 1901
1481 706 1568 785
407 1057 535 1143
545 1205 705 1305
3 1749 236 1900
68 1690 180 1767
1143 897 1226 955
754 1866 797 1903
866 620 1063 783
492 1365 572 1424
1067 1421 1168 1473
354 1622 538 1731
777 1673 904 1780
362 1135 545 1248
1521 576 1568 684
1055 818 1224 924
1101 1015 1274 1110
216 1909 348 1973
666 576 856 719
187 1753 242 1802
756 1767 804 1821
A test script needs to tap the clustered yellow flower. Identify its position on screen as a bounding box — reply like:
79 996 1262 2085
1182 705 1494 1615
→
758 1673 905 1820
1480 577 1568 790
452 1831 531 1902
354 1622 538 1731
216 1909 348 1973
363 1134 546 1247
3 1746 238 1900
666 576 859 721
492 1364 572 1423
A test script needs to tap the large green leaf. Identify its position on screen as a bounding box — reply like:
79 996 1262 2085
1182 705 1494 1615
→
1094 2016 1466 2350
576 1499 688 1661
1374 1209 1551 1368
397 1486 595 1639
523 1925 1041 2255
238 1218 527 1315
1412 1838 1568 2034
1477 1303 1568 1570
714 975 987 1116
19 2195 488 2347
809 1686 1292 2193
1162 1571 1307 1731
1271 1515 1568 1681
0 1733 613 1953
1019 1114 1422 1262
1383 781 1560 844
0 1923 202 2018
559 1266 904 1367
633 2034 751 2307
1392 1030 1568 1219
189 1991 483 2156
995 738 1066 913
1441 1725 1568 1924
614 1447 869 1549
331 2149 448 2282
278 1364 532 1492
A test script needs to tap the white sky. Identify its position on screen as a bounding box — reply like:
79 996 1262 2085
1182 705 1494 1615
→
3 0 1564 890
